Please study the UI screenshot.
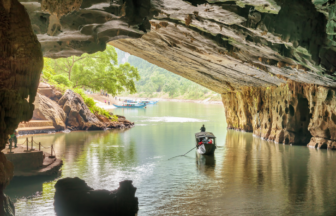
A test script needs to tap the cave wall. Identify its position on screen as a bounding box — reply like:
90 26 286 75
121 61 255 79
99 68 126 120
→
222 80 336 149
0 0 43 213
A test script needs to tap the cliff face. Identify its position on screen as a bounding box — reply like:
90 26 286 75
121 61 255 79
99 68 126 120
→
222 80 336 149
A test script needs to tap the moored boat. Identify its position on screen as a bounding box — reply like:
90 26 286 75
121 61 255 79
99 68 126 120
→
114 102 146 108
195 132 216 155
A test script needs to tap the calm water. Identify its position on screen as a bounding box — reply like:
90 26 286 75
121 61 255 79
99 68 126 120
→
5 101 336 215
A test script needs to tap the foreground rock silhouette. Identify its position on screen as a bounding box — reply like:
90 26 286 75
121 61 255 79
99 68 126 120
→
54 177 138 216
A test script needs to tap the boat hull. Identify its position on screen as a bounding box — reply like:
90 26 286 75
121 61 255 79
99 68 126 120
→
113 104 146 108
197 144 216 155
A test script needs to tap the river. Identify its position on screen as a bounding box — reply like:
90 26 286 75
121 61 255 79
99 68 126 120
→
5 101 336 215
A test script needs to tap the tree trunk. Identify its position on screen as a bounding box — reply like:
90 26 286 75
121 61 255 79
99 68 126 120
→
68 56 75 80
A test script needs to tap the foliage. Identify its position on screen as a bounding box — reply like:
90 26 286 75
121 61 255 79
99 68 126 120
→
163 79 179 97
150 72 166 92
45 45 140 96
42 58 56 80
41 59 117 120
53 74 72 87
73 88 117 121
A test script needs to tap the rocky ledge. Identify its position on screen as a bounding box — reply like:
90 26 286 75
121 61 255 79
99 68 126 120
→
54 177 138 216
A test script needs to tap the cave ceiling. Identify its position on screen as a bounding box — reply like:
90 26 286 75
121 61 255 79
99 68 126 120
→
19 0 336 93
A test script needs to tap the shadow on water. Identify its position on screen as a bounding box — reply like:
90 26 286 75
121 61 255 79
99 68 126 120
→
6 174 61 202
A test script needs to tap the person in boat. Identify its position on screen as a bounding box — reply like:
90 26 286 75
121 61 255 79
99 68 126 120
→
200 124 206 132
202 137 209 144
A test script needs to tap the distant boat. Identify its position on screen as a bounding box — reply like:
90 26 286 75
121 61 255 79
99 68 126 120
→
114 102 146 108
124 99 138 103
141 100 158 105
195 132 217 155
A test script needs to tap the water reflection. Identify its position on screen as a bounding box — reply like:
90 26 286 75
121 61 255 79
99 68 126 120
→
5 102 336 216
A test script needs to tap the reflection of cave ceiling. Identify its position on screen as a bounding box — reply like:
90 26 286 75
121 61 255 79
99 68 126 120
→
20 0 336 92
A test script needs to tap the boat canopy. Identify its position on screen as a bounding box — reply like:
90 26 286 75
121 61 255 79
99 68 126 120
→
195 132 216 138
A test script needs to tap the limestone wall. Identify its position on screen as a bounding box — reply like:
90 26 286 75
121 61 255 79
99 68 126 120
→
222 81 336 149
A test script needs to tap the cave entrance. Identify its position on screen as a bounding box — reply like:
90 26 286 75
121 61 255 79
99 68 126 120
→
296 98 312 145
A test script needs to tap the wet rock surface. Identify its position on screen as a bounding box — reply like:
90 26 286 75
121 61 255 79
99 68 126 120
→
222 80 336 149
54 177 138 216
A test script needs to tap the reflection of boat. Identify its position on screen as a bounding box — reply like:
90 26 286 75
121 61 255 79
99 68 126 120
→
114 102 146 108
196 153 215 166
141 100 158 105
195 132 216 155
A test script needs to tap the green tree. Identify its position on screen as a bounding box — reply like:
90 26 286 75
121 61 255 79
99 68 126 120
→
53 74 72 87
42 58 56 80
45 45 140 96
150 72 166 92
163 80 179 97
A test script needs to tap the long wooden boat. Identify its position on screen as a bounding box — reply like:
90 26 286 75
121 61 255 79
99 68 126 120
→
114 102 146 108
195 132 216 155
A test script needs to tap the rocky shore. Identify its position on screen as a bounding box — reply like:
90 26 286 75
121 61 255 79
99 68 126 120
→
18 83 134 135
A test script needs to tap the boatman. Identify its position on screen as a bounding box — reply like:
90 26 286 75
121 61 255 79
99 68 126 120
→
200 124 206 132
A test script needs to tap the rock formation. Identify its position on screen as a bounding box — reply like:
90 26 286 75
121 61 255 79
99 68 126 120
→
222 80 336 149
32 93 67 130
54 177 138 216
0 0 43 213
58 89 106 130
37 82 63 102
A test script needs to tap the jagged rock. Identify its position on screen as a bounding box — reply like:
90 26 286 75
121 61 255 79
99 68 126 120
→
118 118 134 127
116 115 126 121
54 177 138 216
32 93 67 130
95 114 134 128
52 90 63 102
58 90 106 130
